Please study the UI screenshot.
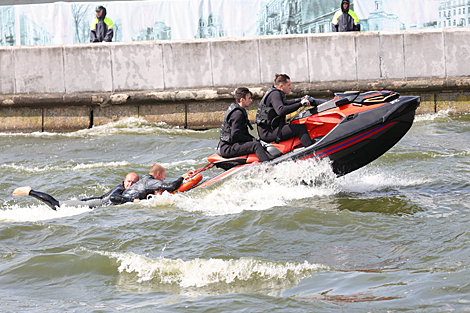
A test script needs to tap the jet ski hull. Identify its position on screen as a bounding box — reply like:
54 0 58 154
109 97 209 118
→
270 95 419 176
192 92 420 190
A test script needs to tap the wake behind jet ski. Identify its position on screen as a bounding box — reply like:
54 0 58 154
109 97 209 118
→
182 89 420 191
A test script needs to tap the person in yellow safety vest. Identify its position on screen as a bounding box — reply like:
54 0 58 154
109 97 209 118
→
331 0 360 32
90 5 114 42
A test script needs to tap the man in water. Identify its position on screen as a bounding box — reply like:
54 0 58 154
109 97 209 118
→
12 172 139 210
110 164 188 204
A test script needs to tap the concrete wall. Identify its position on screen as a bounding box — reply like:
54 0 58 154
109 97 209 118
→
1 28 470 132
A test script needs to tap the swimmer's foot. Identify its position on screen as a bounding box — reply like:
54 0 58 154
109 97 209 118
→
13 186 32 197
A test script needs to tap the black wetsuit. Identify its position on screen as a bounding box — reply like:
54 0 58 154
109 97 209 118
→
110 174 183 204
219 103 270 162
28 183 125 210
257 88 313 147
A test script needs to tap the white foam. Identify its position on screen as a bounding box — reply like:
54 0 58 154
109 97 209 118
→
0 203 90 222
142 159 430 216
159 158 207 169
157 159 340 216
71 161 130 171
0 117 204 138
414 110 451 122
337 166 429 193
1 161 130 173
97 250 328 288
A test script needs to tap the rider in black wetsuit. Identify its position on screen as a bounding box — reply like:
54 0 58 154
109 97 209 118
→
255 73 326 146
110 164 187 204
219 87 270 162
12 172 139 210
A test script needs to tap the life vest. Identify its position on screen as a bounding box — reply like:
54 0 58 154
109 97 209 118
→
254 87 286 128
219 103 253 144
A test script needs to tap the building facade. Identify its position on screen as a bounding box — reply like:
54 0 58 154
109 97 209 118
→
438 0 469 28
0 6 15 46
195 13 227 38
257 0 338 35
133 20 171 41
360 0 404 31
19 13 52 45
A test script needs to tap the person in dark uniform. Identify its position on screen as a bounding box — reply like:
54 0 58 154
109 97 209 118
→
110 164 189 204
12 172 139 210
255 73 326 147
331 0 360 32
219 87 270 162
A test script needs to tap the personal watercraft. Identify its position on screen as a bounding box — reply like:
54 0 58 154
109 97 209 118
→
182 90 420 190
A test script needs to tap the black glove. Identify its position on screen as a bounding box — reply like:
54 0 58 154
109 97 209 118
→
307 96 327 107
300 96 310 106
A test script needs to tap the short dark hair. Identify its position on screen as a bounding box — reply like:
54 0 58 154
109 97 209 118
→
235 87 252 103
274 73 290 86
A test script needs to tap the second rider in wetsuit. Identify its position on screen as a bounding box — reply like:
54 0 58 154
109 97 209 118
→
255 73 326 146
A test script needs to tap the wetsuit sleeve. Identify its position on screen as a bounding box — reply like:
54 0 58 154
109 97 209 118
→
29 190 59 210
307 97 328 107
229 110 254 143
270 92 302 116
81 184 124 202
109 194 133 205
285 98 302 105
155 177 184 193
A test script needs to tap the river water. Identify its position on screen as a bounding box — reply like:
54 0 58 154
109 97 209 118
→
1 111 469 312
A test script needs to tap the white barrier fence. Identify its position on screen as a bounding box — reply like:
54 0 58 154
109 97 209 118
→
0 0 450 47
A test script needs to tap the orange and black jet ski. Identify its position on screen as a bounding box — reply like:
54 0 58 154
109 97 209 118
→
186 90 420 190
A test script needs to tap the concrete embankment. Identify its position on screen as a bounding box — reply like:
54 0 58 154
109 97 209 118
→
1 28 470 132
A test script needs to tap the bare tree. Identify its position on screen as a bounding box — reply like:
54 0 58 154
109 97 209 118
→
72 4 90 43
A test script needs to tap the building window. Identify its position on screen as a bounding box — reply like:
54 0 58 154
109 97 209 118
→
444 21 446 27
463 8 465 14
454 19 456 25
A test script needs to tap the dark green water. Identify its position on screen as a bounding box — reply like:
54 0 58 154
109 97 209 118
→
1 112 469 312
